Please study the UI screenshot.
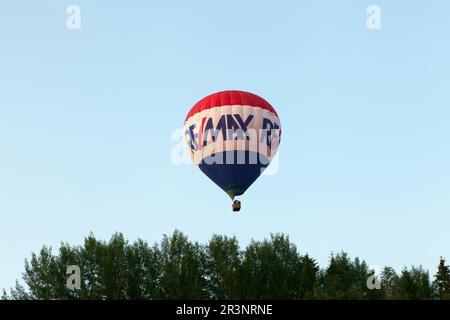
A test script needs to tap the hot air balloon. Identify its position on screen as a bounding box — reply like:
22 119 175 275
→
183 90 281 211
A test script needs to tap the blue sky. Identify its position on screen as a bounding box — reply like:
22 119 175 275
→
1 1 449 290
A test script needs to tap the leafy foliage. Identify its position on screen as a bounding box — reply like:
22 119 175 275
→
433 257 450 300
2 231 449 300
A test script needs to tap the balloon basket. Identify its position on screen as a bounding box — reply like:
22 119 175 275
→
232 200 241 212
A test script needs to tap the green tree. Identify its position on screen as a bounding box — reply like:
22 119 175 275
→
241 233 308 299
380 266 399 299
395 266 433 299
295 254 319 299
433 257 450 300
158 230 207 299
6 232 164 300
2 231 447 301
124 239 161 299
78 234 106 299
205 235 244 299
2 281 29 300
101 233 128 299
314 252 370 299
23 246 60 299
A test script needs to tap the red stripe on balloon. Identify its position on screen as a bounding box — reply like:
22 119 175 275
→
198 117 206 150
184 90 278 124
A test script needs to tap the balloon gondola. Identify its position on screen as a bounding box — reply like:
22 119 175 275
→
232 200 241 212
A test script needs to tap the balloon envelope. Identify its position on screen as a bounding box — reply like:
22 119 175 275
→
184 90 281 199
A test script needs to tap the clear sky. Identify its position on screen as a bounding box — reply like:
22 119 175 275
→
1 1 449 290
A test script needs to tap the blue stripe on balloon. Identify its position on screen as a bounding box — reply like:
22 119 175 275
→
198 151 269 199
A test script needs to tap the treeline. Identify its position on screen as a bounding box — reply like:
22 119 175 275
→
2 231 450 300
